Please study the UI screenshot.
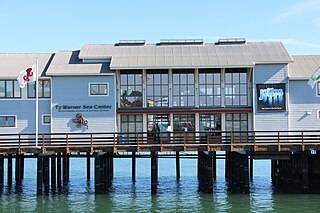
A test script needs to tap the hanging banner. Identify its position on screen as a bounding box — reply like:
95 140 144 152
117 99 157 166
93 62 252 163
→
256 83 286 112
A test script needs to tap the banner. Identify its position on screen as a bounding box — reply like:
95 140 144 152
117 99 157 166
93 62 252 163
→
256 83 286 112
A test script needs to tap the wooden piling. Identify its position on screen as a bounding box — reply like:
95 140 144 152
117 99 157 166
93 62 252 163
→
87 152 90 180
250 156 253 181
15 154 21 182
43 156 50 194
57 153 62 187
62 153 68 183
0 155 4 189
176 151 180 180
8 154 12 186
132 152 136 182
302 151 309 193
51 154 56 192
37 156 43 195
151 151 158 194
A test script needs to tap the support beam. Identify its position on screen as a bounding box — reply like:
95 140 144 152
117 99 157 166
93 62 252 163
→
57 153 62 187
132 152 136 182
7 154 12 186
37 156 43 195
43 156 50 194
250 156 253 181
176 151 180 180
15 154 21 182
151 151 158 194
0 155 4 189
51 154 56 192
87 152 90 180
302 151 309 193
62 153 68 183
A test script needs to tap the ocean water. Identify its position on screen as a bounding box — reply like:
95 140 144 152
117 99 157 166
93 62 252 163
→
0 155 320 212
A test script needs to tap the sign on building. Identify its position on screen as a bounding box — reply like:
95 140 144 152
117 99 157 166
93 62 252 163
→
256 83 286 112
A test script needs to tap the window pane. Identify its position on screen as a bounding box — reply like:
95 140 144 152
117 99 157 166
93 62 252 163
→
28 83 35 98
0 81 5 97
91 85 99 94
14 81 21 97
6 81 13 97
43 81 51 97
0 117 6 126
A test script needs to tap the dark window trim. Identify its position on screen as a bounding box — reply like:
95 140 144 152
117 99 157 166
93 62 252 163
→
0 80 21 99
89 83 109 96
0 115 16 127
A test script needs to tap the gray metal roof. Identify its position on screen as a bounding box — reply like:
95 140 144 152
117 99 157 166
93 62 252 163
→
79 42 293 69
46 50 111 76
0 53 53 78
289 55 320 80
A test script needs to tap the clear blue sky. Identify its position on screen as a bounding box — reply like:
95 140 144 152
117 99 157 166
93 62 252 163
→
0 0 319 54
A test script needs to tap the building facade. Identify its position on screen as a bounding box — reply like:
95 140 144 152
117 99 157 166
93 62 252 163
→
0 39 319 135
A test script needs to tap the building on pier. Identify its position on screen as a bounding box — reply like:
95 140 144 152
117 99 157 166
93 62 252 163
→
0 39 319 135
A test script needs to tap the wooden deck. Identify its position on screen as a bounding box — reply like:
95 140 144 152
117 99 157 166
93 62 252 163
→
0 130 320 154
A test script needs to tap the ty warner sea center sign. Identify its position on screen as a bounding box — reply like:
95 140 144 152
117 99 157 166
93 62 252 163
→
256 84 286 112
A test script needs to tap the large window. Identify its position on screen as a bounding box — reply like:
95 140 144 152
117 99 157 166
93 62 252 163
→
146 70 169 107
199 69 221 107
0 80 21 98
147 114 170 132
0 116 16 127
173 70 195 107
120 114 143 133
225 113 248 136
28 80 51 98
120 71 143 108
173 114 195 132
89 83 108 96
199 113 221 132
225 69 248 106
120 114 143 142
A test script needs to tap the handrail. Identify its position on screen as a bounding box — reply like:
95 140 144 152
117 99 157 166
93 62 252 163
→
0 130 319 153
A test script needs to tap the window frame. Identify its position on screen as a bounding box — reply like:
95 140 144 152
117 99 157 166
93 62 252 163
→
0 115 17 128
146 69 169 107
42 114 51 125
89 82 109 96
172 69 195 107
27 79 51 99
0 80 21 99
198 69 221 107
225 69 248 106
317 110 320 120
317 82 320 97
120 70 143 108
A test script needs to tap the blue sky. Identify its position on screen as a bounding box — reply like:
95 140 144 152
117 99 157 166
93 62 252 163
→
0 0 319 54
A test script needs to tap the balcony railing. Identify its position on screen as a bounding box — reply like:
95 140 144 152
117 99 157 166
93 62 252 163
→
0 130 319 154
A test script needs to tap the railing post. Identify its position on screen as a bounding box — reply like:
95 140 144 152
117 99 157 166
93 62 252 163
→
230 131 233 152
137 134 140 152
277 131 280 151
42 133 45 153
66 133 69 153
18 135 21 154
253 131 256 152
301 131 304 151
160 133 163 152
91 133 94 153
183 132 186 151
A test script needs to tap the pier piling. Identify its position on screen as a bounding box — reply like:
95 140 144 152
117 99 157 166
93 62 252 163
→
8 154 12 186
151 151 158 194
0 155 4 189
176 151 180 180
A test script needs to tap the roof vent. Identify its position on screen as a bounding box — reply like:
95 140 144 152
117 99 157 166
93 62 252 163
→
116 40 146 46
158 39 204 45
216 38 246 45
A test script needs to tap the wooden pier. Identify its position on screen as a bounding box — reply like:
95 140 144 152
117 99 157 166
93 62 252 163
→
0 130 320 194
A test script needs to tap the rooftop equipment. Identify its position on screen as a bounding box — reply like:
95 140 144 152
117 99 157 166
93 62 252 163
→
158 39 204 45
216 38 246 45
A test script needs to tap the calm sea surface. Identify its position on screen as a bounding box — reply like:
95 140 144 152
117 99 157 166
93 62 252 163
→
0 154 320 212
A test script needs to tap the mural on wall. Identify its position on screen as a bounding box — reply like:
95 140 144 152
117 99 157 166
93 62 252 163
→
256 83 286 112
72 113 89 129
